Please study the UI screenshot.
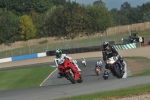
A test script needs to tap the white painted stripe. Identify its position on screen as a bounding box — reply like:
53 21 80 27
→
119 45 123 50
113 46 118 50
126 44 132 49
130 43 134 48
40 67 57 86
123 45 128 50
37 52 46 57
121 45 125 50
0 57 12 63
115 45 118 50
132 43 136 48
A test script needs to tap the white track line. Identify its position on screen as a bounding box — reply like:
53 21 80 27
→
40 66 57 86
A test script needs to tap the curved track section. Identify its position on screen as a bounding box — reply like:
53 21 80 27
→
0 58 150 100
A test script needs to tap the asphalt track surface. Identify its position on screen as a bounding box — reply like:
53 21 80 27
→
0 58 150 100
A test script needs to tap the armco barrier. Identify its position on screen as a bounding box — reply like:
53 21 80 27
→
12 54 38 61
0 52 46 63
0 43 136 63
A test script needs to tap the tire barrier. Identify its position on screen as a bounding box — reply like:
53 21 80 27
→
46 46 103 56
113 43 136 50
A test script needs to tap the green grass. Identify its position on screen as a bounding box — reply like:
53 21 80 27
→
0 66 56 90
124 56 150 77
135 70 150 76
124 56 150 60
56 83 150 100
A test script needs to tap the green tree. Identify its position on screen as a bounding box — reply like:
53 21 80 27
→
110 8 118 26
85 5 112 34
52 0 66 6
46 5 65 38
0 0 53 15
141 10 150 22
119 2 131 25
29 11 47 38
0 9 19 44
120 2 132 10
93 0 105 6
46 1 89 39
63 1 88 39
129 7 143 23
19 15 36 40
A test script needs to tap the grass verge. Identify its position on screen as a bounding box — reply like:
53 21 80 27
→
124 56 150 76
0 66 56 90
55 83 150 100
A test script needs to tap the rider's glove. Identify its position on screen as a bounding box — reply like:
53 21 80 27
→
72 60 77 64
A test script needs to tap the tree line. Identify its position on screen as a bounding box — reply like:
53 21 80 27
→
0 0 150 45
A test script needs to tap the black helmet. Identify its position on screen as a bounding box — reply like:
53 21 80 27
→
55 49 62 58
103 41 109 49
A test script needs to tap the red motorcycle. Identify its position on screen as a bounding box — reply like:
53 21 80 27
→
95 67 101 76
95 64 102 76
58 58 83 84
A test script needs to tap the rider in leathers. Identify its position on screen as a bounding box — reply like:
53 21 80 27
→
95 59 103 69
54 49 81 78
102 41 125 73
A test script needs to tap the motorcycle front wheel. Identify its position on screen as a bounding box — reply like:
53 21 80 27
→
113 64 123 78
65 72 76 84
77 75 83 83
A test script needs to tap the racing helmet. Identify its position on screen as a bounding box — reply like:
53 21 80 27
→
55 49 62 58
98 59 100 62
103 41 109 49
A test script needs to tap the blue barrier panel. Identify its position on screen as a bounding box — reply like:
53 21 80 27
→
12 54 38 61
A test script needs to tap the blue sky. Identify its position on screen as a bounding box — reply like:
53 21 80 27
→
70 0 150 10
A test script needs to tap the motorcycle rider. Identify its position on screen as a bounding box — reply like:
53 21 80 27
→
54 49 81 78
81 58 86 62
81 57 86 65
103 69 110 79
95 59 103 69
102 41 125 73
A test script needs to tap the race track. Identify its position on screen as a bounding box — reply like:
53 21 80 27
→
0 58 150 100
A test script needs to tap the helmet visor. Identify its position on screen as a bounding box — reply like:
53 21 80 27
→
56 52 60 57
103 45 108 49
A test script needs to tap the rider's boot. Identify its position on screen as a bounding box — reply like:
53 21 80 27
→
57 71 63 78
